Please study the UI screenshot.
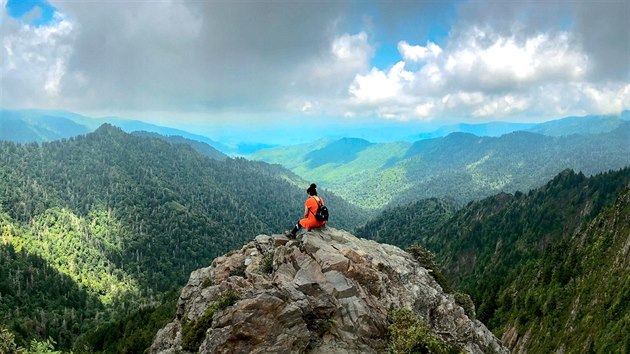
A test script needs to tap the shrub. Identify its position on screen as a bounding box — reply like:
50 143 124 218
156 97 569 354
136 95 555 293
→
454 292 476 321
406 244 453 293
229 263 247 277
201 277 214 289
387 307 462 354
0 327 23 354
406 244 435 269
27 338 63 354
258 251 274 274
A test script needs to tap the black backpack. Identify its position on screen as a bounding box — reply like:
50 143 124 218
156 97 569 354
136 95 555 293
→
311 197 329 221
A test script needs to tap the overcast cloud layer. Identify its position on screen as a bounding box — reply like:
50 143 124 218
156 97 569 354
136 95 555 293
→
1 0 629 124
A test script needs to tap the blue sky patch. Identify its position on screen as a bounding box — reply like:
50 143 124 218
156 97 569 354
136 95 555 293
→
6 0 57 26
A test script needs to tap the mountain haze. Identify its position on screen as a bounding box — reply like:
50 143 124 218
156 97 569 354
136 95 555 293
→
0 110 229 153
253 122 630 209
131 131 228 161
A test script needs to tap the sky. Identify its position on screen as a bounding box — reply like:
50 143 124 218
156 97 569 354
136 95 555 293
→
1 0 629 143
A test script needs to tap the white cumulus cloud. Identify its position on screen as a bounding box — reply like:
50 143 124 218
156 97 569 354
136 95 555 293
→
342 23 627 121
2 11 74 106
349 61 413 103
398 40 442 62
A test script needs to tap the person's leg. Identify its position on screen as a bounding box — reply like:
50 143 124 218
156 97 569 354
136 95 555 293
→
290 221 303 237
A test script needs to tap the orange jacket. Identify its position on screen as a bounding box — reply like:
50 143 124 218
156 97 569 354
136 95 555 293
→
299 196 326 230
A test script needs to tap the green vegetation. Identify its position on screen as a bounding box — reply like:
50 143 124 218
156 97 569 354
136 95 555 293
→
252 123 630 209
357 198 454 248
362 168 630 352
387 307 462 354
131 131 228 161
0 327 69 354
201 277 215 288
1 326 22 354
453 292 475 321
0 241 102 349
181 290 240 352
72 290 178 354
490 187 630 353
228 263 247 277
405 244 453 293
253 139 411 208
0 124 363 350
258 251 275 274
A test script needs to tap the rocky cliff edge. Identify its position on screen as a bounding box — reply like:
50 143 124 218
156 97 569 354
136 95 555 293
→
149 227 508 354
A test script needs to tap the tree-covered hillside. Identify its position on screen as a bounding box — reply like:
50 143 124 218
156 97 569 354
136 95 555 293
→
494 186 630 353
0 124 362 350
131 131 228 160
252 122 630 209
356 167 630 353
354 197 455 247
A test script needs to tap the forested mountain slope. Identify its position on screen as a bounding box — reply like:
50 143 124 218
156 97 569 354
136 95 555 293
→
354 197 455 247
131 131 228 160
252 122 630 209
357 168 630 352
0 124 362 349
495 186 630 353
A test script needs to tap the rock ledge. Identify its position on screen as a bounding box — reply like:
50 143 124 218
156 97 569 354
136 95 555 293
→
149 227 508 354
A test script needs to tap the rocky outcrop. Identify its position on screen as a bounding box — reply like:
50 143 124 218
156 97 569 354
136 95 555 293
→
149 227 508 354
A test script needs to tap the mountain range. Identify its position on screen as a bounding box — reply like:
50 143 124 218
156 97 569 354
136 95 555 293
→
0 109 229 152
2 109 628 154
356 167 630 353
1 109 629 353
252 122 630 209
0 124 362 349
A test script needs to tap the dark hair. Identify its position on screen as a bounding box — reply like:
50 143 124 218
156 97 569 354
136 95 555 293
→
306 183 318 196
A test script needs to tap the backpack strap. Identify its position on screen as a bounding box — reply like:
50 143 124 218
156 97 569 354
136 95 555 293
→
308 196 322 217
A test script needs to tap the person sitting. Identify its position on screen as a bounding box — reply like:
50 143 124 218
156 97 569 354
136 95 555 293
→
286 183 326 238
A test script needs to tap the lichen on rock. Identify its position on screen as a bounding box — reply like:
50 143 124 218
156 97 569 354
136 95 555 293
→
149 227 508 354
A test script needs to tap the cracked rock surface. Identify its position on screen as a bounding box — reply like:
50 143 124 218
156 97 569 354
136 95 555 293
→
149 227 508 354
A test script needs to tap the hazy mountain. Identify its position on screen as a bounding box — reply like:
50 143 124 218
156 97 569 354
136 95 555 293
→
356 168 630 353
0 109 90 143
412 111 629 140
132 131 228 160
0 109 230 153
414 121 536 140
526 112 628 136
304 137 374 168
252 123 630 209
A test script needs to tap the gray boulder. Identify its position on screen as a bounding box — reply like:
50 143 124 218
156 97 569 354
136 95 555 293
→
149 227 508 354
